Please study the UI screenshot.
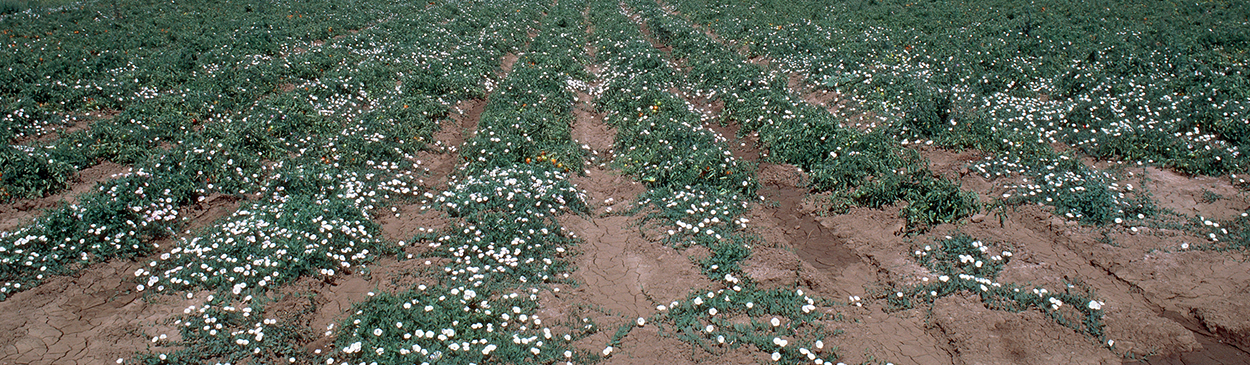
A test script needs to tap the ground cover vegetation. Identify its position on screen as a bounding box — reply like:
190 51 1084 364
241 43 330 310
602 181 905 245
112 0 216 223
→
1 0 476 299
622 0 978 230
325 2 609 363
665 0 1248 225
886 234 1106 341
3 0 1250 364
587 2 840 362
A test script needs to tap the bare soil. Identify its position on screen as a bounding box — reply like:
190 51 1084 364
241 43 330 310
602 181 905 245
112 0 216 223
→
1146 166 1247 220
273 255 445 356
0 259 205 365
731 151 1250 365
573 91 614 155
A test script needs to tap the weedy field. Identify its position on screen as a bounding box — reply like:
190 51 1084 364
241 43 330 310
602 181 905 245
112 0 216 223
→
1 0 1249 364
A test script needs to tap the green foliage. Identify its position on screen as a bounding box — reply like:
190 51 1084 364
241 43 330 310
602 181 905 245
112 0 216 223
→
670 0 1250 179
426 166 586 290
1199 189 1224 204
0 0 74 16
977 152 1155 225
332 285 587 365
619 0 977 230
636 185 749 249
699 237 754 279
606 90 757 193
332 4 605 365
137 296 316 365
655 286 836 363
461 11 588 175
1210 211 1250 253
0 144 75 201
142 192 389 297
0 169 183 299
119 0 559 361
900 177 980 230
887 234 1106 340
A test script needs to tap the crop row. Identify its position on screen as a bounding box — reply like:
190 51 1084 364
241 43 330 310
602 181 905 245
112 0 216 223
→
0 2 560 365
1 0 541 300
587 2 840 363
327 1 610 364
661 0 1248 224
142 2 554 364
2 0 404 200
623 0 976 230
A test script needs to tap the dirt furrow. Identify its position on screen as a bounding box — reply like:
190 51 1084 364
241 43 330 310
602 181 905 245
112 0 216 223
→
303 19 546 360
564 36 710 319
951 204 1250 363
620 1 868 288
545 13 718 363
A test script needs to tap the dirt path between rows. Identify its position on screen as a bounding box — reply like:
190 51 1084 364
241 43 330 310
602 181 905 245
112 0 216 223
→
0 260 205 365
546 13 723 363
623 1 868 299
273 42 539 358
287 20 545 361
